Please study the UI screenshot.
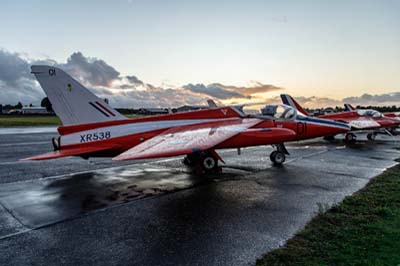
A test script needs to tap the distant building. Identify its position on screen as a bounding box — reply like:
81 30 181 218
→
21 106 49 114
176 105 209 113
137 108 169 115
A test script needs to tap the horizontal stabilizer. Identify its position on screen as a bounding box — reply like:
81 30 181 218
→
21 145 117 161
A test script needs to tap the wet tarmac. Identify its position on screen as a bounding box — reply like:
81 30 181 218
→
0 128 399 266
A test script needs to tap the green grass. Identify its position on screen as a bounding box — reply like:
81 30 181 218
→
0 115 61 127
0 114 144 127
256 164 400 266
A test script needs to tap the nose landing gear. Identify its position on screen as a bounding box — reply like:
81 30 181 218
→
270 143 289 166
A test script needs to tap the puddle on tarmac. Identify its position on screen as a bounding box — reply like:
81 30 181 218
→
0 165 246 228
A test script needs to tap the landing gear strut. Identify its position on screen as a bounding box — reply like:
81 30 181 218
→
183 151 221 174
270 143 289 166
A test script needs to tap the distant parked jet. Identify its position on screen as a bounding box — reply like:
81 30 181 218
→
281 94 400 141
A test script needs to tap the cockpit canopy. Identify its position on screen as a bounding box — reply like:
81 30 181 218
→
260 104 297 120
357 109 383 118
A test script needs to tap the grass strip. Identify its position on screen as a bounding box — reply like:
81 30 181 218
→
0 114 143 127
0 115 61 127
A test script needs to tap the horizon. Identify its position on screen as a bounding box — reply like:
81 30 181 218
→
0 0 399 108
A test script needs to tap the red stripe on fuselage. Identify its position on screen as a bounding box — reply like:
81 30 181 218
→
95 101 116 117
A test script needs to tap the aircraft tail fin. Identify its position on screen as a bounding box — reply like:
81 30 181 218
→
344 103 356 111
280 94 309 116
31 65 126 125
207 99 218 108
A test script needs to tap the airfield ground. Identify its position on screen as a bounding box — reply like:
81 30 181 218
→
0 127 399 266
257 163 400 266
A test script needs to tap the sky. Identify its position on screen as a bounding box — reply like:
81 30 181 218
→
0 0 399 108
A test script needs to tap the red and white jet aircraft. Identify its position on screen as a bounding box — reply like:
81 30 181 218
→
23 66 349 173
281 94 400 141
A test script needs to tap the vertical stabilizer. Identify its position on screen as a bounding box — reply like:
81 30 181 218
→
280 94 309 116
344 103 356 111
31 65 126 125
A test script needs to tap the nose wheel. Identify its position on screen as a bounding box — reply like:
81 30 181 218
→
270 150 286 165
269 143 289 166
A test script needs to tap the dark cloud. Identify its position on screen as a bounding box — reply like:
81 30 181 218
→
125 75 144 86
183 83 247 99
0 50 31 86
59 52 120 87
0 49 44 104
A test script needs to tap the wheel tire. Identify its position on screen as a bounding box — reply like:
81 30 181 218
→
367 133 376 141
274 151 286 165
270 151 285 165
345 133 356 142
201 155 218 174
270 151 277 163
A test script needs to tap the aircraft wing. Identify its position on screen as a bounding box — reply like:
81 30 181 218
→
22 144 117 161
113 118 261 161
337 118 381 130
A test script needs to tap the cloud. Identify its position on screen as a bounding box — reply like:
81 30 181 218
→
58 52 120 87
288 96 343 109
183 82 282 100
219 82 283 96
342 92 400 106
0 50 30 86
1 48 399 110
125 75 144 86
0 49 44 104
0 49 283 108
183 83 246 99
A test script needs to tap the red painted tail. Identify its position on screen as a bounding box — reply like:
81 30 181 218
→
280 94 309 116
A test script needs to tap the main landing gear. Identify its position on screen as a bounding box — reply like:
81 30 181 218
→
323 135 336 141
344 133 356 143
183 150 222 174
270 143 289 166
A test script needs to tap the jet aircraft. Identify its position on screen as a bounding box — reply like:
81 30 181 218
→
23 66 349 173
